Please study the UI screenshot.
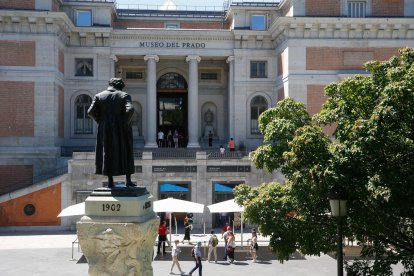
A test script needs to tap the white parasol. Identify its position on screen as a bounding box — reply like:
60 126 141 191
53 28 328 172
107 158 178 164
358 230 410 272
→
207 199 246 246
154 198 205 242
57 202 85 217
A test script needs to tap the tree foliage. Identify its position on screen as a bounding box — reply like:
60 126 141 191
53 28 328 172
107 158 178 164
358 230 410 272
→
234 48 414 274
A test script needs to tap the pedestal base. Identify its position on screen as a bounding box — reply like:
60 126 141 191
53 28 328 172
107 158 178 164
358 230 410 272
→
77 215 159 276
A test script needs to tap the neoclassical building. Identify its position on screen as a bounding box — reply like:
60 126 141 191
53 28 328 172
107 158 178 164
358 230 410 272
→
0 0 413 228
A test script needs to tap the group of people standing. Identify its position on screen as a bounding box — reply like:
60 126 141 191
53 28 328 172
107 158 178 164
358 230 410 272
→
158 129 184 148
158 220 259 276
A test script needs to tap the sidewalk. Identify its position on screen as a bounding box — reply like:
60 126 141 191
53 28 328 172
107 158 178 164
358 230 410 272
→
0 231 404 276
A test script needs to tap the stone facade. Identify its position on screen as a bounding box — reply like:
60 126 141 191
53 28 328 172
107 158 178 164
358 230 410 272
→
0 0 413 227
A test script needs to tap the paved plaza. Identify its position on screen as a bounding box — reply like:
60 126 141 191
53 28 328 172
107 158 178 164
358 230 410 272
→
0 230 405 276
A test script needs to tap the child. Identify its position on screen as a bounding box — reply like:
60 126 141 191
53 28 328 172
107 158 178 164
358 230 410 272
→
170 240 183 274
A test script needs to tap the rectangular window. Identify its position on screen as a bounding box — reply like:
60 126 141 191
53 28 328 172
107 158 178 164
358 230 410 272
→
75 10 92 27
251 15 267 30
250 61 267 78
126 72 143 79
165 22 179 29
348 1 366 18
75 58 93 77
200 72 218 80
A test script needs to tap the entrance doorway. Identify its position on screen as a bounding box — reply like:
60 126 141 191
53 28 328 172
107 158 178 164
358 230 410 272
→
157 73 188 147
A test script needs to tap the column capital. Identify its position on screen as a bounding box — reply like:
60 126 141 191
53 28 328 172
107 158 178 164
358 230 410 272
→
144 55 159 62
110 54 118 62
186 55 201 63
226 56 235 63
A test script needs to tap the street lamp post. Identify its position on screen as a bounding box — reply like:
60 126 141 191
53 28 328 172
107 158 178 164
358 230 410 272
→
328 185 348 276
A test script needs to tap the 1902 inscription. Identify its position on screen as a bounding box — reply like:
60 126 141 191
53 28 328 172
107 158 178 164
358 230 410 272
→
102 203 121 212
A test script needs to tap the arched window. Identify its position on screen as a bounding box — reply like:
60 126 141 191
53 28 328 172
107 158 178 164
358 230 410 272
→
75 94 93 134
250 96 268 134
157 73 187 89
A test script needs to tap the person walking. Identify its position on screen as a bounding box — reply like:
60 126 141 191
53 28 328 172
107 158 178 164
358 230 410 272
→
250 230 258 263
208 230 218 263
228 138 236 151
222 225 231 260
227 231 236 263
219 145 225 155
188 242 203 276
158 130 164 147
157 221 168 255
167 130 173 147
170 240 183 274
173 130 179 148
181 216 193 244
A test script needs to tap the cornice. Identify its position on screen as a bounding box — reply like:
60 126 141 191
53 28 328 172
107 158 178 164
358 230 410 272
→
269 17 414 45
111 29 234 41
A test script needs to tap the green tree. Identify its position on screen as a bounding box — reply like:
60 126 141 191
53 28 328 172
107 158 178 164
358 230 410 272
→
234 48 414 274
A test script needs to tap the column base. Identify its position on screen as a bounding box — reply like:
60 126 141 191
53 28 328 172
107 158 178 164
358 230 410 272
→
144 142 158 148
186 142 201 148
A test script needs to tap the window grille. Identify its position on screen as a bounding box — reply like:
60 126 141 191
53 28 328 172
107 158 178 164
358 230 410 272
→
348 1 366 18
75 94 93 134
250 61 267 78
250 96 268 134
75 58 93 77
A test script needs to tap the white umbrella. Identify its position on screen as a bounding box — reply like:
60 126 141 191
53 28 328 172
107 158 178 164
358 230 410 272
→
207 199 244 213
153 197 204 213
207 199 245 246
58 202 85 217
154 198 205 242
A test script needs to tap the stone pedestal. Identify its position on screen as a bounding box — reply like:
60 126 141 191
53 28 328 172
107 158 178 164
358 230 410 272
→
77 187 159 276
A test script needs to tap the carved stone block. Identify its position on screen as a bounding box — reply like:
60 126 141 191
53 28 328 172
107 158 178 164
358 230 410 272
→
77 216 159 276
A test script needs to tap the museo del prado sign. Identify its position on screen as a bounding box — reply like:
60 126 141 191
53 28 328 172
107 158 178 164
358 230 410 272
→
138 41 206 48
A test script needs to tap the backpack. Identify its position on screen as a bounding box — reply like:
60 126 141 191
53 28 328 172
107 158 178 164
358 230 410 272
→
211 235 218 247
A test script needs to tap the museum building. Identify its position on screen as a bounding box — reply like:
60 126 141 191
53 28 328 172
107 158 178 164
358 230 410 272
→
0 0 413 229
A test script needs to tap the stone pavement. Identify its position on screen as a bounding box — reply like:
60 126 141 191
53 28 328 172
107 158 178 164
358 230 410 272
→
0 231 405 276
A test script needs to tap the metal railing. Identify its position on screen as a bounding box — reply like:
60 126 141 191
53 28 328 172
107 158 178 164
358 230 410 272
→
229 1 280 7
116 7 226 19
152 149 197 160
206 151 245 159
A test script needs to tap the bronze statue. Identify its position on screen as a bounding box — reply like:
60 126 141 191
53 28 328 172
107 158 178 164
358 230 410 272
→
88 78 135 188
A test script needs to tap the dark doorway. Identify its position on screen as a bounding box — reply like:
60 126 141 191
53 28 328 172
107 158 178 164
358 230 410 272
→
212 182 244 227
158 182 191 229
157 73 188 147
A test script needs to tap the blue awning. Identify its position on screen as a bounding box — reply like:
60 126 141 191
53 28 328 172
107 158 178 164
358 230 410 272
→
214 183 234 193
160 183 189 192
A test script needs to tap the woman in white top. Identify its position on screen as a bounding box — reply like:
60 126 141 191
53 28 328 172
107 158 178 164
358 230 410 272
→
170 240 183 274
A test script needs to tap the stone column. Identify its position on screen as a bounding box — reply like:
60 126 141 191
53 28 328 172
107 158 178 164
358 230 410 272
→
226 56 235 139
144 55 159 148
109 55 117 78
186 55 201 148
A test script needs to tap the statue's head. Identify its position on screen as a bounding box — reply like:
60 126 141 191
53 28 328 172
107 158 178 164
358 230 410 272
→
108 78 125 90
